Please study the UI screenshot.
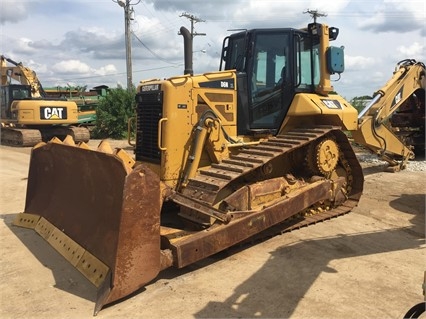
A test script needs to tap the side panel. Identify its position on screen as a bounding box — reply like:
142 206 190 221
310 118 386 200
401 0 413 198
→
137 71 238 188
11 99 79 125
282 93 358 131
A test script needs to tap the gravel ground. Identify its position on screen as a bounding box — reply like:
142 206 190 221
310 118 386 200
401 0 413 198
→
356 152 426 172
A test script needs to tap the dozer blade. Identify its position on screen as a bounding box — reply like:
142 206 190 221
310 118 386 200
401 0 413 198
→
13 140 163 314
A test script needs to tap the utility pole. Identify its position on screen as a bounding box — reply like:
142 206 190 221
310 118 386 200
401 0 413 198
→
304 9 327 23
180 12 206 39
179 12 206 73
114 0 140 92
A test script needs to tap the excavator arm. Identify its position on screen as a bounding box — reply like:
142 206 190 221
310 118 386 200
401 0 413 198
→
351 59 426 171
0 55 45 98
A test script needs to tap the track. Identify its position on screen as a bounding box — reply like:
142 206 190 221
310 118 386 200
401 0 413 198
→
0 126 90 147
180 125 363 228
1 128 42 146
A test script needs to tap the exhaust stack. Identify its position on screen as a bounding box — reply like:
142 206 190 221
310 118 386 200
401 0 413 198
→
180 26 193 75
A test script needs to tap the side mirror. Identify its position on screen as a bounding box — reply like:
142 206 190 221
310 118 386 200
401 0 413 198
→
329 27 339 41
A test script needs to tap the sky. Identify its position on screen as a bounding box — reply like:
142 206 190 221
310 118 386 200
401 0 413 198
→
0 0 425 100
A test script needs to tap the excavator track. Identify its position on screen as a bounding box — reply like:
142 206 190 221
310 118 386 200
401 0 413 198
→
40 126 90 143
178 125 363 229
0 126 90 147
1 127 42 146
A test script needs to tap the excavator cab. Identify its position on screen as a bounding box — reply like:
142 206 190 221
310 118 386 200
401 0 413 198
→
0 84 31 118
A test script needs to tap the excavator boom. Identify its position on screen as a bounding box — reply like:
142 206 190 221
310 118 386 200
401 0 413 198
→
1 54 45 97
352 59 425 171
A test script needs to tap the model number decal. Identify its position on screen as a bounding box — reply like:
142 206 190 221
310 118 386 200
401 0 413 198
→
322 99 342 109
199 79 235 89
40 107 67 120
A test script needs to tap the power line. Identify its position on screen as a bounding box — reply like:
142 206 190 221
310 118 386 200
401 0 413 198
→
179 12 206 38
131 31 180 65
45 64 184 83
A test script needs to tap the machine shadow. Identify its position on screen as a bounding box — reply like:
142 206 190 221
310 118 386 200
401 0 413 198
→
389 193 425 237
2 213 97 303
194 214 424 318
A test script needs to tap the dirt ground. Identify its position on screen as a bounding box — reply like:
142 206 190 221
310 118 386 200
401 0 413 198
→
0 139 425 319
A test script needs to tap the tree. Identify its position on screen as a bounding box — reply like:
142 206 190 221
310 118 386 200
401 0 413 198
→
350 95 373 113
92 87 136 139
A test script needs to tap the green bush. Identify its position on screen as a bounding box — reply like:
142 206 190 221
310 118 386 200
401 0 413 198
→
350 95 373 113
92 87 136 139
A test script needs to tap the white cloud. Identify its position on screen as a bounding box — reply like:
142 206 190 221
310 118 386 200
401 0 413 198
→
96 64 118 76
357 0 425 33
0 2 29 24
51 60 118 77
396 42 425 59
52 60 91 74
344 55 376 70
3 37 37 56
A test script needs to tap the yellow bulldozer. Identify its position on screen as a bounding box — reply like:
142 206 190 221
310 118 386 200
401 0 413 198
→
0 55 90 146
12 20 425 315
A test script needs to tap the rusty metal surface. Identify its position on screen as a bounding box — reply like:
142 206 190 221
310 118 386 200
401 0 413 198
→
167 180 332 268
182 126 341 205
21 142 163 312
199 127 361 203
25 143 127 267
101 164 162 307
167 126 364 268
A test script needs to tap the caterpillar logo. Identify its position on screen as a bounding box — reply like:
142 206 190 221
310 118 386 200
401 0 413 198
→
40 107 67 120
391 87 403 110
321 99 342 109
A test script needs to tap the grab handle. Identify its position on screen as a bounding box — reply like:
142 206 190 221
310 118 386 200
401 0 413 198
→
158 118 168 151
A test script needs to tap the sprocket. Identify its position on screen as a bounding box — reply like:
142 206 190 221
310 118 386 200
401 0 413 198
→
306 138 340 176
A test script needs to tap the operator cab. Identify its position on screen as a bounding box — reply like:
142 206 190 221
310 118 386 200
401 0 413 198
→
0 84 31 119
220 25 338 135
